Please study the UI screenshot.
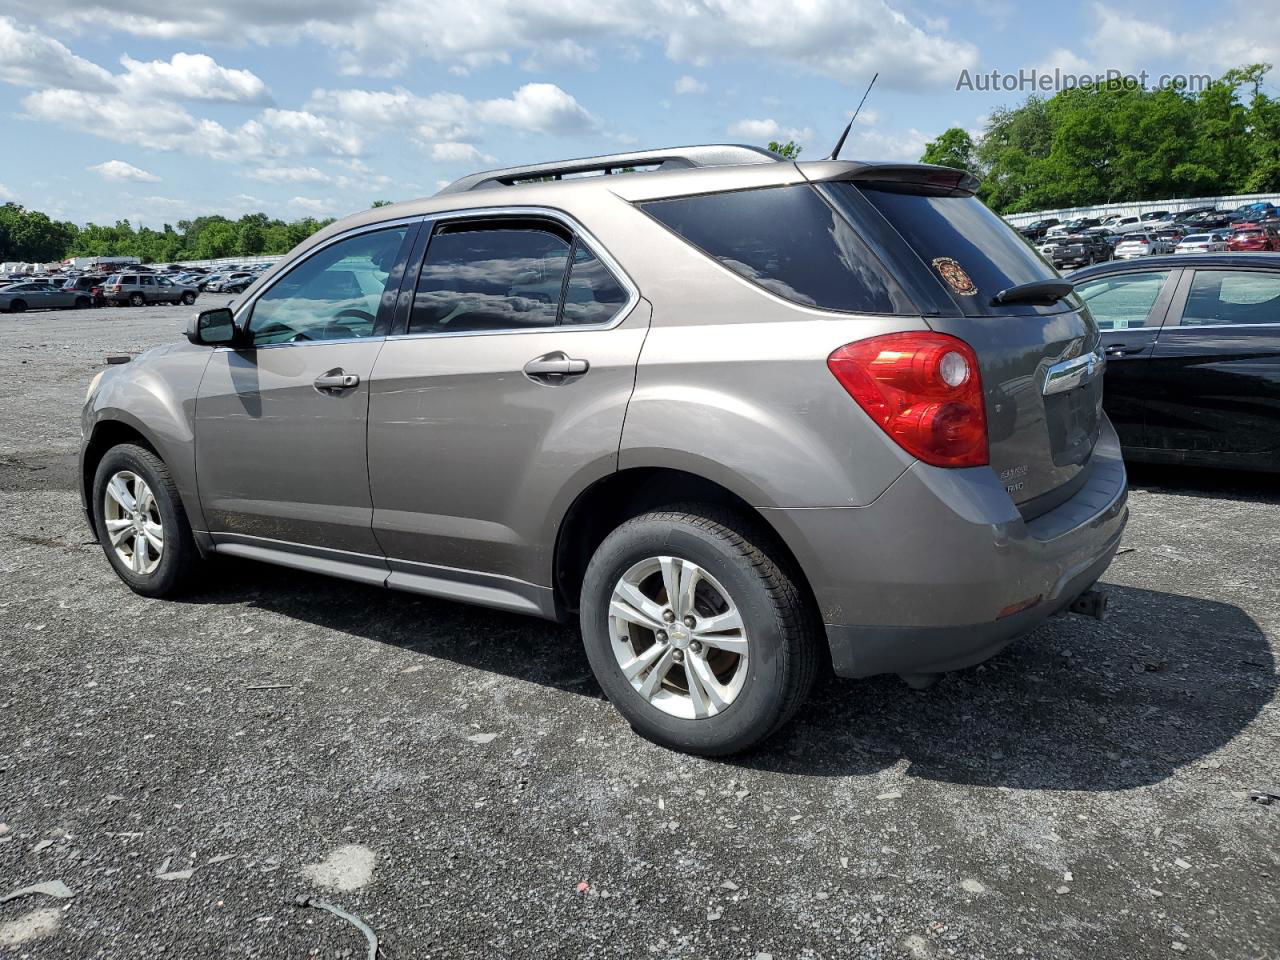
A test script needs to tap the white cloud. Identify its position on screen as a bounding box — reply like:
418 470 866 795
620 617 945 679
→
289 195 334 215
88 160 160 182
8 0 978 90
116 52 270 104
309 82 597 139
0 15 113 90
843 126 930 162
24 89 360 162
0 182 12 200
728 118 812 142
674 74 706 95
249 165 328 183
430 142 496 164
476 83 598 134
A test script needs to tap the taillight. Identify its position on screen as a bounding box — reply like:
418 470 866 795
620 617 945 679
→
827 332 988 468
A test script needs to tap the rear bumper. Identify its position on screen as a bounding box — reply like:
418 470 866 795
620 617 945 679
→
765 416 1129 678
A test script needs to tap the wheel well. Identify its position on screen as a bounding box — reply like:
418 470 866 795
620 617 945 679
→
554 467 819 621
82 421 159 519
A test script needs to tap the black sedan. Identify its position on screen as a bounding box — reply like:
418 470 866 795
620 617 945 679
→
1070 253 1280 471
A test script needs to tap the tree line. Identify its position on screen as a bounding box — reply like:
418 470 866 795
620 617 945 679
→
920 63 1280 214
0 204 336 264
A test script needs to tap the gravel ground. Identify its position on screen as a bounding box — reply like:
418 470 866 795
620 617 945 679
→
1 302 1277 959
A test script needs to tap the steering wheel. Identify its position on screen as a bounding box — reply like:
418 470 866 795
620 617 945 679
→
334 308 375 325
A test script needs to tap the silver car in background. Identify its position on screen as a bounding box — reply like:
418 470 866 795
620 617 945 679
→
1 280 82 312
1175 232 1230 253
80 144 1127 755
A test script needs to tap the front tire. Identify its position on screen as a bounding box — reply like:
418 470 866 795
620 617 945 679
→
8 300 26 313
580 506 819 756
92 443 197 597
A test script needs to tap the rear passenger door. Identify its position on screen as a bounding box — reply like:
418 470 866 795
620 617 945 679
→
1074 268 1179 450
1145 267 1280 459
367 213 649 612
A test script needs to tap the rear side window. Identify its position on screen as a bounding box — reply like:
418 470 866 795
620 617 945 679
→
846 182 1065 315
121 275 137 284
640 185 912 314
1182 270 1280 326
561 244 628 326
410 225 570 334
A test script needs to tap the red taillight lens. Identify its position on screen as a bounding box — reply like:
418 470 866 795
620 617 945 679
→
827 332 988 468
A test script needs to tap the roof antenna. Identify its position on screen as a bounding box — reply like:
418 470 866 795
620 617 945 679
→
827 72 878 161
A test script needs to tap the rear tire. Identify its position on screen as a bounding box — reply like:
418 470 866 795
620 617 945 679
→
92 443 198 598
75 297 90 309
129 292 144 307
580 505 819 756
181 292 196 305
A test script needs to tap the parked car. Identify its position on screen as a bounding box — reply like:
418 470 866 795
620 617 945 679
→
61 274 108 306
0 280 81 312
1071 253 1280 471
1109 215 1149 235
1045 217 1102 239
1114 233 1175 258
1018 218 1060 240
103 273 199 306
1229 202 1277 223
1139 211 1171 222
80 145 1127 755
205 271 254 293
1175 232 1230 253
1227 225 1280 252
220 275 256 294
1038 232 1111 268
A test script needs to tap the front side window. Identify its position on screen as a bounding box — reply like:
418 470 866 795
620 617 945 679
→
1182 270 1280 326
409 225 570 335
248 226 407 345
1075 271 1170 329
641 184 910 314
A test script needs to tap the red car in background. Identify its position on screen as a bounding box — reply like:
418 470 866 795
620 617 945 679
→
1228 224 1280 252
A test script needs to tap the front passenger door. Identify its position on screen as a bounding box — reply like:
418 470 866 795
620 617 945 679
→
195 222 417 559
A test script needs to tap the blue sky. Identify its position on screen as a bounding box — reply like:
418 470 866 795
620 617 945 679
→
1 0 1277 227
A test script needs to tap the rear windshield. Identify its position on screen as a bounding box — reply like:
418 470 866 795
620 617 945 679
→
639 184 914 314
834 181 1069 316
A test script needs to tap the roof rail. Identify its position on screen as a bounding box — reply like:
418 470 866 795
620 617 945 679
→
434 144 782 196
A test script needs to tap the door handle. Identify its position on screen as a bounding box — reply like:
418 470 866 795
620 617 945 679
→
1104 342 1151 357
314 371 360 391
523 352 589 382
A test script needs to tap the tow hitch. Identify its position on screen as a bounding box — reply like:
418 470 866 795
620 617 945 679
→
1068 588 1108 621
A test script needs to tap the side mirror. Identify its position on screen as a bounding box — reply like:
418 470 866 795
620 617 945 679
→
186 307 240 347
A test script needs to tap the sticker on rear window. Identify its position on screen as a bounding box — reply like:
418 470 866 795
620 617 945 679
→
932 257 977 296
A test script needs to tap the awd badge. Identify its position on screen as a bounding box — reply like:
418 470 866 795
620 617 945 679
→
932 257 977 296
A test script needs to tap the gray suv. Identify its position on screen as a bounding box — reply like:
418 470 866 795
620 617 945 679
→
104 273 198 307
80 145 1127 755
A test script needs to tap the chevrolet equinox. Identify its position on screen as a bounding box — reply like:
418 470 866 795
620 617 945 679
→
81 145 1128 755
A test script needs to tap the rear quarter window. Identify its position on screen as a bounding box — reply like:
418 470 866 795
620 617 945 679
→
639 184 914 315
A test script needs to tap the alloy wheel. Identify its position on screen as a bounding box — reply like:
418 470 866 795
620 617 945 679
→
102 470 163 575
608 556 749 720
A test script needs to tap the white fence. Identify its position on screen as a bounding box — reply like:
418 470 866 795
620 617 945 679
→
1002 192 1280 227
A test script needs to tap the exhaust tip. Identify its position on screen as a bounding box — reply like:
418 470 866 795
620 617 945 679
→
1068 588 1108 621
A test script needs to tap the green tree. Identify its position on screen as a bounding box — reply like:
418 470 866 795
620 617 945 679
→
767 140 802 160
920 128 977 173
371 199 392 207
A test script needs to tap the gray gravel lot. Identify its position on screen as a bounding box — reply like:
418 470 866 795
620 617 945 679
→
1 301 1277 959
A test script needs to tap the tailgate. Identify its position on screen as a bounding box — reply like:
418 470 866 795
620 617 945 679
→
828 177 1103 513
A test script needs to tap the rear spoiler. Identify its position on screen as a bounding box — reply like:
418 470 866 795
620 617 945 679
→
798 161 981 196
